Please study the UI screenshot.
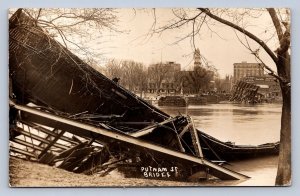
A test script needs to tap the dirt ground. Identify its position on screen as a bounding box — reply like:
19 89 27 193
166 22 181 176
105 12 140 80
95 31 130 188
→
9 155 279 187
9 157 209 187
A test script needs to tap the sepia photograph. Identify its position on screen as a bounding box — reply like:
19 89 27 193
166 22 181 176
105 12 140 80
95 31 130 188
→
8 8 291 187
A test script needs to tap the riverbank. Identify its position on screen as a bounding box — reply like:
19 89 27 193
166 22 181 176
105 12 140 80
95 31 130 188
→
9 155 278 187
9 157 200 187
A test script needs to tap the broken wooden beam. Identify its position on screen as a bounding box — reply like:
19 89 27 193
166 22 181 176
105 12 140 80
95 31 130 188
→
11 101 249 181
189 117 203 159
10 146 36 159
12 126 68 150
129 117 178 137
19 120 79 145
38 129 65 159
11 138 44 151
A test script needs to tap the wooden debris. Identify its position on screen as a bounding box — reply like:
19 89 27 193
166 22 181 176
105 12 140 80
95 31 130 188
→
230 81 259 103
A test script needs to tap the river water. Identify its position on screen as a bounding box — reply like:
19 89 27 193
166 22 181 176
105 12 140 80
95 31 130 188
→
158 103 282 186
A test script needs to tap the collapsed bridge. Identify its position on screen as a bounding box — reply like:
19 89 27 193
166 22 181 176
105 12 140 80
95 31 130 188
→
9 9 279 182
230 81 260 103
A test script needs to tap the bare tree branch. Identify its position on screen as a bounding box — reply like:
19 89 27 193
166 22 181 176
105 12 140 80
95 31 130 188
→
198 8 279 65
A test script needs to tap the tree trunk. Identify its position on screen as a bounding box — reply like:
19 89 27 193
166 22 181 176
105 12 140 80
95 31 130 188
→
275 80 291 186
275 33 291 185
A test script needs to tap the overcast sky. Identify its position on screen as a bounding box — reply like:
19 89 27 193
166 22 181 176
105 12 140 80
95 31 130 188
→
84 8 280 78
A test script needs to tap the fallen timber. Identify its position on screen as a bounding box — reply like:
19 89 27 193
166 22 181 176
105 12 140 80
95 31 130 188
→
10 101 248 181
230 81 260 104
9 9 279 182
199 132 280 160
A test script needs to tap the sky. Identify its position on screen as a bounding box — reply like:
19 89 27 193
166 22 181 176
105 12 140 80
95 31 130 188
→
84 8 282 78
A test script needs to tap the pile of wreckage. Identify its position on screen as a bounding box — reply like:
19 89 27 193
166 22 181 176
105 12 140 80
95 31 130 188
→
230 81 260 104
8 9 279 182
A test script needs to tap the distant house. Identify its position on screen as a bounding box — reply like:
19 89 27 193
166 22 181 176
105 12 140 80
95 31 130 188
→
233 61 264 83
147 61 181 94
218 75 233 93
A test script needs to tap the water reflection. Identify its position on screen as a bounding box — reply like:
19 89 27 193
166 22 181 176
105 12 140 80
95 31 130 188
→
231 155 279 186
159 103 282 145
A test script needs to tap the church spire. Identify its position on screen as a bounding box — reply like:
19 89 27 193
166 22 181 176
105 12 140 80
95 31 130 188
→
194 48 201 69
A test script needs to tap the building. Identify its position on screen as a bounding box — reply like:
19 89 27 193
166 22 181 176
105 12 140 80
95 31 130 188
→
216 75 233 93
194 48 201 68
147 61 181 94
147 49 212 95
233 61 264 83
177 49 215 94
232 61 281 101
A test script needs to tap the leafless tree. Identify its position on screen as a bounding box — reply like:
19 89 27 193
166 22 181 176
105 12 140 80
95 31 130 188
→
105 59 147 94
150 8 290 185
11 8 118 61
105 59 123 79
147 63 170 94
121 60 147 92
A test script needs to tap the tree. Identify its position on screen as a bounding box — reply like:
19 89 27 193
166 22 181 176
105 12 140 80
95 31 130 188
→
105 59 123 80
12 8 118 61
105 59 147 95
178 66 215 94
147 63 170 94
151 8 290 185
121 60 147 92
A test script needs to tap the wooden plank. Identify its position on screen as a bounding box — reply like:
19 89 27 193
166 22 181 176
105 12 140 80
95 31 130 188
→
22 120 103 147
75 149 110 174
53 142 88 161
38 129 66 159
11 138 44 151
189 118 203 158
39 152 56 164
20 120 78 145
37 128 60 150
13 127 68 150
171 122 185 152
200 134 223 161
11 101 249 181
178 123 191 138
130 117 176 137
58 147 94 171
10 147 36 158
